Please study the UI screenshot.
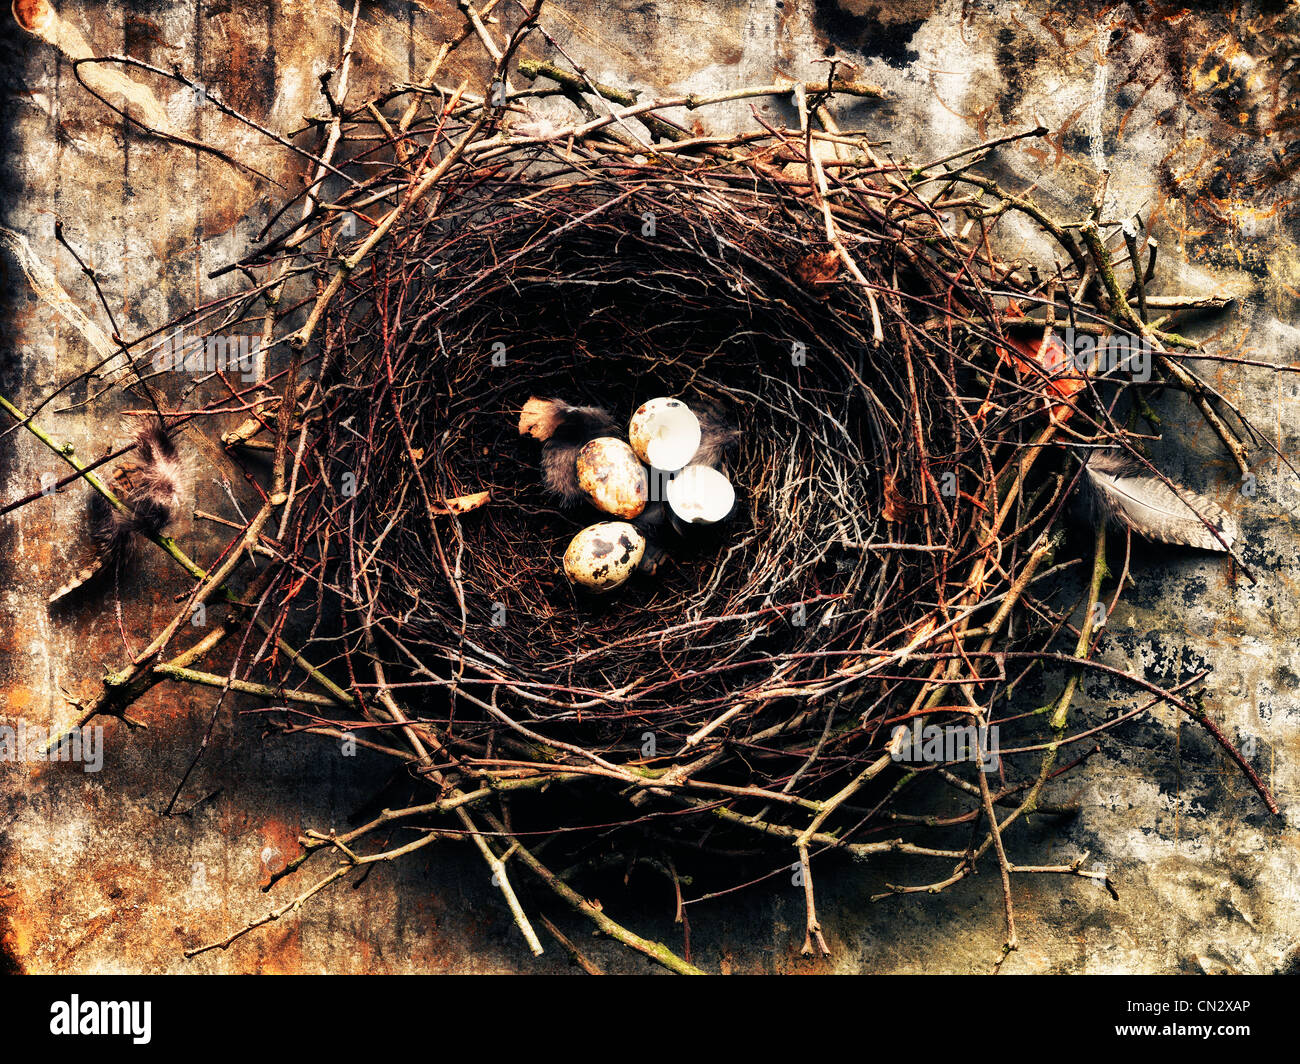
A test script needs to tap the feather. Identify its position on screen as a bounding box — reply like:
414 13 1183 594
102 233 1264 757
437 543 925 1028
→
690 402 739 470
1081 451 1236 552
632 501 672 574
48 556 114 605
519 398 617 506
49 420 187 604
540 441 588 505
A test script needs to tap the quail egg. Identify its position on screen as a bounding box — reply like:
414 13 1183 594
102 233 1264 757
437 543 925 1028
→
563 521 646 592
575 437 648 518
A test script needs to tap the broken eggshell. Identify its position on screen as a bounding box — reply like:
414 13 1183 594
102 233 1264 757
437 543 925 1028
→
666 464 735 525
563 521 646 592
628 397 702 472
575 437 648 518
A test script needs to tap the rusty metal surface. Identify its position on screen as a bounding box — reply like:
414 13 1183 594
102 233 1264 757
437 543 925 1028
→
1 0 1298 973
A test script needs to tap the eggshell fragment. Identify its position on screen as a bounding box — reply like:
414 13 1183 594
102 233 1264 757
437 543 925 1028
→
576 437 648 518
628 398 702 472
666 464 735 524
563 522 646 592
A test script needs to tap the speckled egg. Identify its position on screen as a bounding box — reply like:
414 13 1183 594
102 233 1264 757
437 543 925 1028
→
563 522 646 592
575 437 648 518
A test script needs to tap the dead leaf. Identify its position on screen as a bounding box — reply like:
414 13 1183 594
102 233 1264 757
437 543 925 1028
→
997 326 1085 423
794 250 841 286
433 491 489 515
882 472 914 523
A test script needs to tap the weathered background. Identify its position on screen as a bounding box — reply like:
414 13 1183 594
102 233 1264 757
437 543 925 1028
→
2 0 1299 974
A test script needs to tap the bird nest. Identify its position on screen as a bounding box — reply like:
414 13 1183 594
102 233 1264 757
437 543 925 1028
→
335 181 913 743
11 4 1283 971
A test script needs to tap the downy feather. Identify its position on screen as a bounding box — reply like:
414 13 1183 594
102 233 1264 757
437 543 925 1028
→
49 420 186 604
520 399 618 506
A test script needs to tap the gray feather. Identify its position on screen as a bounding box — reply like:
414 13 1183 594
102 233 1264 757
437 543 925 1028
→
1082 452 1236 552
690 402 739 470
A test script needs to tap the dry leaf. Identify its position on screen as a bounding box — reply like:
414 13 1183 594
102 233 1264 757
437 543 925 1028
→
996 304 1086 422
433 490 490 515
882 471 914 523
998 330 1085 421
794 249 841 286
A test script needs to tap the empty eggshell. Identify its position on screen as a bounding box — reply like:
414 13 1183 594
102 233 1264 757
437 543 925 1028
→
628 398 702 472
576 437 648 518
666 464 735 524
563 522 646 592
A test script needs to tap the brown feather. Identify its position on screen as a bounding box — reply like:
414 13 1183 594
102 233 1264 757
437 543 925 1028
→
48 420 187 604
1083 452 1236 552
522 399 617 505
48 557 110 604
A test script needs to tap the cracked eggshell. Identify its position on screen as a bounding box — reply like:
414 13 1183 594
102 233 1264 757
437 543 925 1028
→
576 437 648 518
563 521 646 592
628 397 702 472
666 464 735 524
